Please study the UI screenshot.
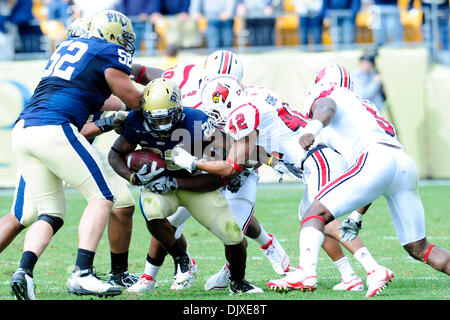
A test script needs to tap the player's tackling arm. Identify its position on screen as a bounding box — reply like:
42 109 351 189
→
105 68 143 111
195 130 258 178
300 97 336 150
131 63 164 85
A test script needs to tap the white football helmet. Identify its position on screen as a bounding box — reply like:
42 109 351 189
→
313 63 353 91
200 75 246 129
204 50 244 81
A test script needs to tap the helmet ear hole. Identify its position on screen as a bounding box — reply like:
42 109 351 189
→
227 102 231 109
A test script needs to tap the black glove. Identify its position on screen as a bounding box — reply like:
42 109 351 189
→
226 169 251 193
94 115 115 133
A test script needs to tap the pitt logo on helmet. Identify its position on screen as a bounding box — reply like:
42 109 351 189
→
89 10 136 55
212 83 229 104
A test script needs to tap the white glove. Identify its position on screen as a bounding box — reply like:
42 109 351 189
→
113 110 128 135
171 146 197 172
272 161 303 183
135 162 165 186
338 217 362 242
147 176 178 194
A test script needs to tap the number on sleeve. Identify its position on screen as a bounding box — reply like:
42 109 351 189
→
363 103 395 137
118 49 132 68
277 104 308 132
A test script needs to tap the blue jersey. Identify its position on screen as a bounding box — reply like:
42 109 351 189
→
122 108 215 170
18 36 133 130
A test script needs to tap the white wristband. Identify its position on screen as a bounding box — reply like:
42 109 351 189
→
303 119 323 137
349 210 363 222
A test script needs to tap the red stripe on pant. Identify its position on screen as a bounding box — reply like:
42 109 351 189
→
315 152 367 200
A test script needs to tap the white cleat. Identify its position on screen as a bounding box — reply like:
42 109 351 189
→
204 263 231 291
267 266 317 292
171 258 197 290
126 274 158 293
333 276 364 291
260 234 290 275
67 268 122 297
366 266 394 297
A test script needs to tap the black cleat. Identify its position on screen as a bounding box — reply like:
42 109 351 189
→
229 279 264 294
11 268 36 300
107 271 139 288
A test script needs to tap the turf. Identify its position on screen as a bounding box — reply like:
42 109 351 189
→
0 183 448 301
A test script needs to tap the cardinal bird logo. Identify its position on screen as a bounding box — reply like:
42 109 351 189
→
212 83 229 104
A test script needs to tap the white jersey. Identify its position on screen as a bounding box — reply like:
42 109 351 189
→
162 64 205 109
225 85 309 163
303 84 402 164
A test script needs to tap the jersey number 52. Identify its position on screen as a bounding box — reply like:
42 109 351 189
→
43 40 88 80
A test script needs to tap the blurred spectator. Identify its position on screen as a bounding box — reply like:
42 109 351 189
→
0 0 15 60
4 0 44 53
47 0 72 26
421 0 449 50
293 0 326 46
190 0 237 49
116 0 154 54
353 53 385 112
150 0 201 49
325 0 361 47
236 0 282 47
159 43 179 70
72 0 119 18
370 0 404 47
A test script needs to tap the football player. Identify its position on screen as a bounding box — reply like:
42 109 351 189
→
125 52 289 293
267 63 450 297
0 17 157 299
174 72 390 293
108 78 263 294
10 10 143 299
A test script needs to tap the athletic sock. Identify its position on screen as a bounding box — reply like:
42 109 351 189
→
75 248 95 271
110 251 129 274
255 226 273 247
145 254 163 279
334 256 357 281
167 241 187 259
299 226 324 274
354 247 380 273
19 251 38 276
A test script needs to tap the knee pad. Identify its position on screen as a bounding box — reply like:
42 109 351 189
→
139 190 179 221
37 214 64 234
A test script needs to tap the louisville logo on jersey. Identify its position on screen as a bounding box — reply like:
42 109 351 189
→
212 83 229 103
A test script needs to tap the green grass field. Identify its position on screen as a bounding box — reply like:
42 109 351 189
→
0 183 448 301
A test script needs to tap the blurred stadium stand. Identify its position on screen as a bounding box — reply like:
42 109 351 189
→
0 0 448 63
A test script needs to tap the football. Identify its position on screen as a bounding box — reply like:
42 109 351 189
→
125 149 166 173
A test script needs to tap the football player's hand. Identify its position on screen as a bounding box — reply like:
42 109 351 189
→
226 169 251 193
113 110 128 135
338 217 362 242
272 161 303 183
171 147 197 172
146 176 178 194
134 162 165 186
299 133 315 150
